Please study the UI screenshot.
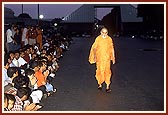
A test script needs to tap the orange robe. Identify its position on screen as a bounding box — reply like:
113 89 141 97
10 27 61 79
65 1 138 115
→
89 35 115 85
36 29 42 49
35 71 45 87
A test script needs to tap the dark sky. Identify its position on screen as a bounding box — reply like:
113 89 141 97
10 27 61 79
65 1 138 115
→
4 3 138 20
4 3 116 20
4 4 83 19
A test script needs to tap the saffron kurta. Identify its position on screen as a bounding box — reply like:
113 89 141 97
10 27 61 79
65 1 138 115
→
89 35 115 85
36 29 42 49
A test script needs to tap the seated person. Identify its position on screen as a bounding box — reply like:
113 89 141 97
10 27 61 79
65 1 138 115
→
4 93 16 111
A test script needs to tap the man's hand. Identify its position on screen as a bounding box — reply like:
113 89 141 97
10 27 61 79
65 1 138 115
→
112 59 115 64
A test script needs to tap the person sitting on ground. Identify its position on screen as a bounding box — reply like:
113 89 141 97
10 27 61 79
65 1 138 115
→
7 51 16 67
23 45 31 64
35 61 56 98
43 69 57 93
47 53 59 73
10 75 42 111
4 67 19 92
25 68 43 104
18 49 28 69
28 53 38 68
12 50 27 69
4 93 16 111
4 57 11 86
15 87 42 111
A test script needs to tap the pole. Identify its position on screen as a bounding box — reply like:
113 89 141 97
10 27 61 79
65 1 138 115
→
22 4 23 14
38 4 39 25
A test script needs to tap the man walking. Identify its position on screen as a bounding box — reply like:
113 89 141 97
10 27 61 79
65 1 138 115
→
89 27 115 92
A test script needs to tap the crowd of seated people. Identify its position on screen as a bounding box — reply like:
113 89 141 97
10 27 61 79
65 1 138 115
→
4 24 73 111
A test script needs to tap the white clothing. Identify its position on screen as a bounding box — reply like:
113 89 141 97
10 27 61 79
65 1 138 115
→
29 38 36 45
6 29 13 43
29 54 32 60
22 28 28 45
11 27 16 38
12 58 19 67
30 90 43 103
18 57 27 67
4 68 11 86
9 62 16 67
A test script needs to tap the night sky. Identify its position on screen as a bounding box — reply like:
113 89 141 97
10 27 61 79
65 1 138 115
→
4 3 129 20
4 3 83 19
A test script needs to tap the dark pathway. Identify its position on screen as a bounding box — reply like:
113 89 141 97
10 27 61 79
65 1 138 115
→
40 36 164 112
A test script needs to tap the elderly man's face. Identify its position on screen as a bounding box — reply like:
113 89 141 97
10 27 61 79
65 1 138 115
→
101 28 108 38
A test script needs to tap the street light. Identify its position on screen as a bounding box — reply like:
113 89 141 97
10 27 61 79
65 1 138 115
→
39 14 44 19
38 14 44 27
54 23 57 26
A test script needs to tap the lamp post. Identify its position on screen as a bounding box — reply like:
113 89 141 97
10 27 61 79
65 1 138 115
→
38 4 39 25
39 14 44 27
22 4 23 14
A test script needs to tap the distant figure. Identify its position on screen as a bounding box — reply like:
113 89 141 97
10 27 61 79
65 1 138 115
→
29 26 37 46
13 28 22 50
6 25 17 52
89 27 115 92
22 26 28 47
36 26 43 49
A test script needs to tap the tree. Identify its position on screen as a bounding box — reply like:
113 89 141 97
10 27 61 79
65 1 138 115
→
18 13 32 19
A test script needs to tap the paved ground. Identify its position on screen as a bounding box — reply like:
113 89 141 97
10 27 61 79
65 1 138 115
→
40 35 165 112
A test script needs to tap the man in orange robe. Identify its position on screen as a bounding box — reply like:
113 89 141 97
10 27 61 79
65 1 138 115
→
89 27 115 92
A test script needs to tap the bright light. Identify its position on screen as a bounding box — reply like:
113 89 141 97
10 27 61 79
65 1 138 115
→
54 23 57 26
39 15 44 19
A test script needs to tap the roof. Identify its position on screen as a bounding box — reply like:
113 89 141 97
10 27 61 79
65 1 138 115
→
63 4 142 23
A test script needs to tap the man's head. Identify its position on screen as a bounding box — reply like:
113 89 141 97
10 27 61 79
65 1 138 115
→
25 68 37 86
100 27 108 38
16 87 31 101
7 67 19 78
30 61 39 72
14 51 20 60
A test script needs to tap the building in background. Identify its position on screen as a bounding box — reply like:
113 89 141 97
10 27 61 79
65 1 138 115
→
4 4 164 39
